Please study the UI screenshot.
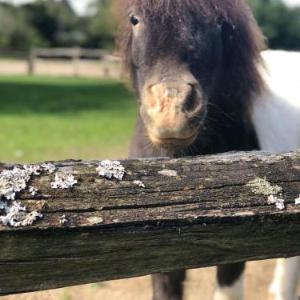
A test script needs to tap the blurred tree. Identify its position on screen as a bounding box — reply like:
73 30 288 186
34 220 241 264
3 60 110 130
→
83 0 117 50
0 3 17 48
248 0 300 50
0 2 44 51
22 0 84 47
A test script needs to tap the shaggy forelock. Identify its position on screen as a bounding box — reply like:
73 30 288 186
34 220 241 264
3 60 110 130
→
122 0 254 23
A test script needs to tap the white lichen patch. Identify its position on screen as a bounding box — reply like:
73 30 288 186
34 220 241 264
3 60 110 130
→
96 160 125 181
59 214 68 225
275 200 285 210
23 164 41 176
0 165 44 227
41 163 56 174
133 180 145 188
17 211 43 227
29 186 38 196
158 169 178 177
267 195 277 205
295 196 300 205
51 172 77 189
247 177 282 196
0 200 7 210
87 216 104 225
0 167 34 200
267 195 285 210
0 201 43 227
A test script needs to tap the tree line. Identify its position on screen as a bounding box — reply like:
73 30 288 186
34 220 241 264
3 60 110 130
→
0 0 299 54
0 0 117 53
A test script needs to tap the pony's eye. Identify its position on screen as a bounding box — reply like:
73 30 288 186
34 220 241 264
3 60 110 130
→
130 15 139 26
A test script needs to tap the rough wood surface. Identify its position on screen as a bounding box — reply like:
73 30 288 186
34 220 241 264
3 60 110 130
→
0 151 300 295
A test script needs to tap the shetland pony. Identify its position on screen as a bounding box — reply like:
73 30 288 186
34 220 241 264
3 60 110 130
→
118 0 300 299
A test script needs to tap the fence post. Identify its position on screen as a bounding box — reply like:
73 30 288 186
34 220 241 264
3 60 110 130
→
72 47 81 77
28 48 36 75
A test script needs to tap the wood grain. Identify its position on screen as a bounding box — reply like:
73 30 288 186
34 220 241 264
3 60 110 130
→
0 151 299 295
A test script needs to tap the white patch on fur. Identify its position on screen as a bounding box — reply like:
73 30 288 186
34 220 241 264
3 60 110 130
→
269 258 300 300
213 275 244 300
252 50 300 300
252 50 300 152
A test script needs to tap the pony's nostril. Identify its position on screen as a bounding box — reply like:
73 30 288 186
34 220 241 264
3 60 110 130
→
183 86 197 112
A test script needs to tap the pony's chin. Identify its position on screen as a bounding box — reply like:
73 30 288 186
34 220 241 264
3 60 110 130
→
148 133 197 149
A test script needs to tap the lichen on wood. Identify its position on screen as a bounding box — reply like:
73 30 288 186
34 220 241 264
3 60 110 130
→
41 163 56 174
0 165 44 227
29 186 38 196
87 216 104 225
133 180 145 188
0 151 299 296
267 195 285 210
59 214 68 225
51 172 77 189
0 201 43 227
0 167 33 200
247 177 282 196
96 160 125 180
158 169 178 177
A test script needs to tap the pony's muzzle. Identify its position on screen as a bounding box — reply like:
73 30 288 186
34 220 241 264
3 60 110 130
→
141 81 204 147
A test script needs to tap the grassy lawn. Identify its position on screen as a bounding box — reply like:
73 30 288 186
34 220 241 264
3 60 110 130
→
0 76 136 163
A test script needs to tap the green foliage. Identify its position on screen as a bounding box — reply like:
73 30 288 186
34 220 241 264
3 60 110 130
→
248 0 300 50
0 0 117 51
23 0 82 47
83 0 117 50
0 3 45 50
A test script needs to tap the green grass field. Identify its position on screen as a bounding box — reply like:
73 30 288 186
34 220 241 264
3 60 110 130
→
0 76 136 163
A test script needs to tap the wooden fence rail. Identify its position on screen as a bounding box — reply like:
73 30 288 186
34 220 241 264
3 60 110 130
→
28 47 120 77
0 151 300 295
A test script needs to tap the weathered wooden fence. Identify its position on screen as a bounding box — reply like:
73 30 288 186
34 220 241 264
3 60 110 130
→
0 151 300 295
28 47 120 77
